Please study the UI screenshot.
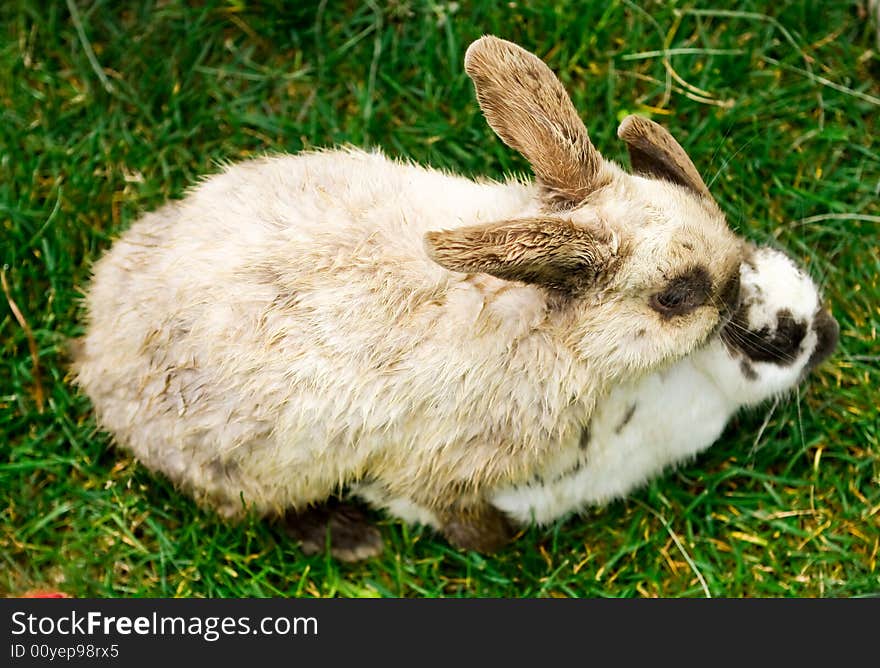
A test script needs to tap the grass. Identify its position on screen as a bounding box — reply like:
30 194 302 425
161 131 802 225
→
1 0 878 598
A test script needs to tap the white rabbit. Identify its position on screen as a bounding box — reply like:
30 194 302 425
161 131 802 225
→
357 245 839 528
73 36 744 560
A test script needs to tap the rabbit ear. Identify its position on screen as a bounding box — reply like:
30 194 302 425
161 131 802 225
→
425 218 617 292
464 36 607 209
617 115 712 200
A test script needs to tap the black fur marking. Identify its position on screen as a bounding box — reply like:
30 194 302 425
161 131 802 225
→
806 308 839 371
650 266 712 318
718 270 741 317
546 454 587 484
744 288 765 308
566 458 584 477
579 422 592 451
739 359 758 381
722 308 807 367
615 403 637 434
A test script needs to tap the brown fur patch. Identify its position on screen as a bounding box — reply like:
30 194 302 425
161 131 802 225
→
463 273 518 300
617 115 713 202
464 36 609 208
425 216 617 292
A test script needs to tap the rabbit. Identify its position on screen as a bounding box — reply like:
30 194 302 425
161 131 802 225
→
72 35 745 561
356 245 839 528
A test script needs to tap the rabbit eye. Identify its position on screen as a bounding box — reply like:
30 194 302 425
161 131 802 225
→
656 290 684 309
650 267 711 317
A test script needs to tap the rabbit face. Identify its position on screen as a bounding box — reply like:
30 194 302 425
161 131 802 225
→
426 37 743 376
564 170 743 374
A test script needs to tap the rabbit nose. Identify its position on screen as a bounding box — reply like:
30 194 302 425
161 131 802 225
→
806 308 839 371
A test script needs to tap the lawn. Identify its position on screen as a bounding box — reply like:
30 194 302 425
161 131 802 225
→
1 0 878 598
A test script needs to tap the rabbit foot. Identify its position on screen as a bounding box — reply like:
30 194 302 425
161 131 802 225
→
440 503 515 553
284 500 383 562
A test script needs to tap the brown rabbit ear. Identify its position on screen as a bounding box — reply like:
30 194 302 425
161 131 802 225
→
464 36 608 209
425 217 617 292
617 115 712 200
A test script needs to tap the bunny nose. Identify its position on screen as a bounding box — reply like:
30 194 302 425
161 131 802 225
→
806 308 839 371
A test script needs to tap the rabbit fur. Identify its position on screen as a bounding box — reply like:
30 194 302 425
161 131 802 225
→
73 36 744 553
356 245 839 527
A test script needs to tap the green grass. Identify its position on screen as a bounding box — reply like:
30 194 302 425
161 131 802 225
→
2 0 878 598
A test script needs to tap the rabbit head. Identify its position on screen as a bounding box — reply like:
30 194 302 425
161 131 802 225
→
708 245 839 404
425 36 744 377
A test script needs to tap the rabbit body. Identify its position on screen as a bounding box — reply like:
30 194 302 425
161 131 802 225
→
75 147 597 516
74 145 732 514
357 247 839 527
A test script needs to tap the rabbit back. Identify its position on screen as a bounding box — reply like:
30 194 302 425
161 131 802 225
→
74 148 594 515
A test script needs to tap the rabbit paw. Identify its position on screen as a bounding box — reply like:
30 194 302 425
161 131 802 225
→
285 500 383 562
441 504 515 553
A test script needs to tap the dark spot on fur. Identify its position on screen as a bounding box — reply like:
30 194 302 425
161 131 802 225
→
718 270 741 317
140 319 192 356
743 287 765 309
615 403 637 434
806 308 839 371
207 457 239 481
634 328 646 338
544 450 590 485
650 266 712 318
256 265 300 311
742 251 759 275
739 359 758 381
579 422 592 451
681 242 694 251
257 265 286 286
722 308 807 366
563 459 583 478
